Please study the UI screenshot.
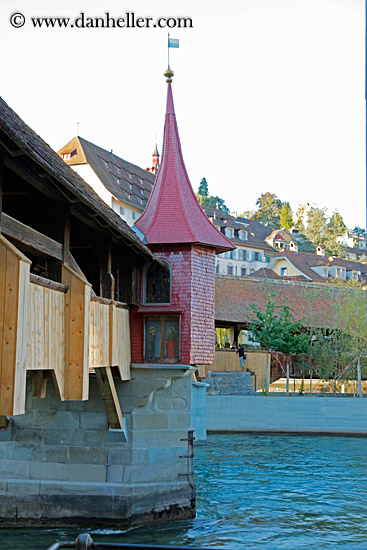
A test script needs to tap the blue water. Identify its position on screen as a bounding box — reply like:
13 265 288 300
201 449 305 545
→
1 433 367 549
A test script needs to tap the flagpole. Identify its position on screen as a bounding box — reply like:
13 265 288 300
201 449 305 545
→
168 32 170 68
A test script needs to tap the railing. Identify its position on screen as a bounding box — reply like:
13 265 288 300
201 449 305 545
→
46 533 216 550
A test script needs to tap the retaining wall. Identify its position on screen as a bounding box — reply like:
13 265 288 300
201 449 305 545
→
207 395 367 435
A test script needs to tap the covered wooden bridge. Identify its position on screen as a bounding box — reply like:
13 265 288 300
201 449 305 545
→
0 97 156 425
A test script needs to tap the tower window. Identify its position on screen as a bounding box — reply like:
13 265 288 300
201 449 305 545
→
144 261 171 304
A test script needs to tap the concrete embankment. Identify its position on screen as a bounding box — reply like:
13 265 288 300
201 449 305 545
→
207 394 367 436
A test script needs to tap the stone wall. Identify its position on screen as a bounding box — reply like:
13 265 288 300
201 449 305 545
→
207 394 367 435
190 381 208 443
0 365 196 527
206 372 254 396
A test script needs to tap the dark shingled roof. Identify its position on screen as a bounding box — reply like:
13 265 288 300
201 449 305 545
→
215 275 345 328
247 268 281 280
0 96 155 260
272 250 367 282
58 136 155 212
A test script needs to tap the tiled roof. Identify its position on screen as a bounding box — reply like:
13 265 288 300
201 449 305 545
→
58 136 155 211
135 81 234 254
272 250 367 281
247 268 281 279
0 97 155 261
215 276 344 328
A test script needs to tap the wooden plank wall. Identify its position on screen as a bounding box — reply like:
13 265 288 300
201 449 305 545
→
89 302 131 381
89 301 110 369
197 349 268 391
0 235 30 415
27 283 65 399
62 265 91 401
110 305 131 381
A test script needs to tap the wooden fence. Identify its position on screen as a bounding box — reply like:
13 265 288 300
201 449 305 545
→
197 349 269 390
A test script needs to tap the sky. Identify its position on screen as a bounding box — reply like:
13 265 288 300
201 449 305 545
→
1 0 366 230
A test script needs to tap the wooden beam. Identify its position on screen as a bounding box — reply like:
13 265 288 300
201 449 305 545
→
63 209 70 266
95 366 123 429
2 213 63 260
29 273 68 293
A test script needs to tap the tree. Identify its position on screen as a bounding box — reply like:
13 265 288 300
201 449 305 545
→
198 177 209 197
279 202 293 229
248 294 282 391
353 227 366 237
241 209 256 220
271 305 309 394
196 179 230 214
304 207 328 248
248 293 309 392
309 328 353 390
198 195 230 214
328 210 346 237
254 192 283 228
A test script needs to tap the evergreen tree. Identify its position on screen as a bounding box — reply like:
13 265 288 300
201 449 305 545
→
328 210 346 236
353 227 366 237
279 202 293 229
254 192 283 228
198 177 209 197
196 178 230 214
304 208 328 248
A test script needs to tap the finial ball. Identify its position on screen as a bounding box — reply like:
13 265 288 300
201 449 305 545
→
164 67 174 83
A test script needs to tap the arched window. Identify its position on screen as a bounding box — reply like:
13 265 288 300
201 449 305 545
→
144 260 171 304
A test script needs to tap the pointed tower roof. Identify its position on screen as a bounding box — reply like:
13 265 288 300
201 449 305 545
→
153 143 159 157
135 69 234 254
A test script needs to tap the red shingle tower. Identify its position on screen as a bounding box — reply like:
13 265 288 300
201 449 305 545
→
131 67 234 366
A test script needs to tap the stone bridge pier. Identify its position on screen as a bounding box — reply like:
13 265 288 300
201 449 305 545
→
0 365 196 527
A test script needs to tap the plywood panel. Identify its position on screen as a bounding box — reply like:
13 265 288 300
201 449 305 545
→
0 235 31 415
110 305 131 381
27 283 65 399
213 350 241 372
62 265 91 401
89 301 110 368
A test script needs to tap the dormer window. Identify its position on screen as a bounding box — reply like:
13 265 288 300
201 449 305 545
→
280 267 287 277
62 149 77 160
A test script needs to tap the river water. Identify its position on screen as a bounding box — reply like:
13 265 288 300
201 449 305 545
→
1 433 367 549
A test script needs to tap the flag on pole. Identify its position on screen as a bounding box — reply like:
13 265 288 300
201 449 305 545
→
168 38 179 48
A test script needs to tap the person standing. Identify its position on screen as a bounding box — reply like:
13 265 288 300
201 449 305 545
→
237 345 247 371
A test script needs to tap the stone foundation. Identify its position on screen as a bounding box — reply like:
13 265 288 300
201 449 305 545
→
0 365 196 527
206 371 254 396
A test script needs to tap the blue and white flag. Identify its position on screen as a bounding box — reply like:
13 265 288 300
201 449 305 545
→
168 38 179 48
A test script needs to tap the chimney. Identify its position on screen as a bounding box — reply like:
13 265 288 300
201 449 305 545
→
316 245 325 256
289 240 299 253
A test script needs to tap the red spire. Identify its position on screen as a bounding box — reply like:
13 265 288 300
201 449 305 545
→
136 74 234 254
